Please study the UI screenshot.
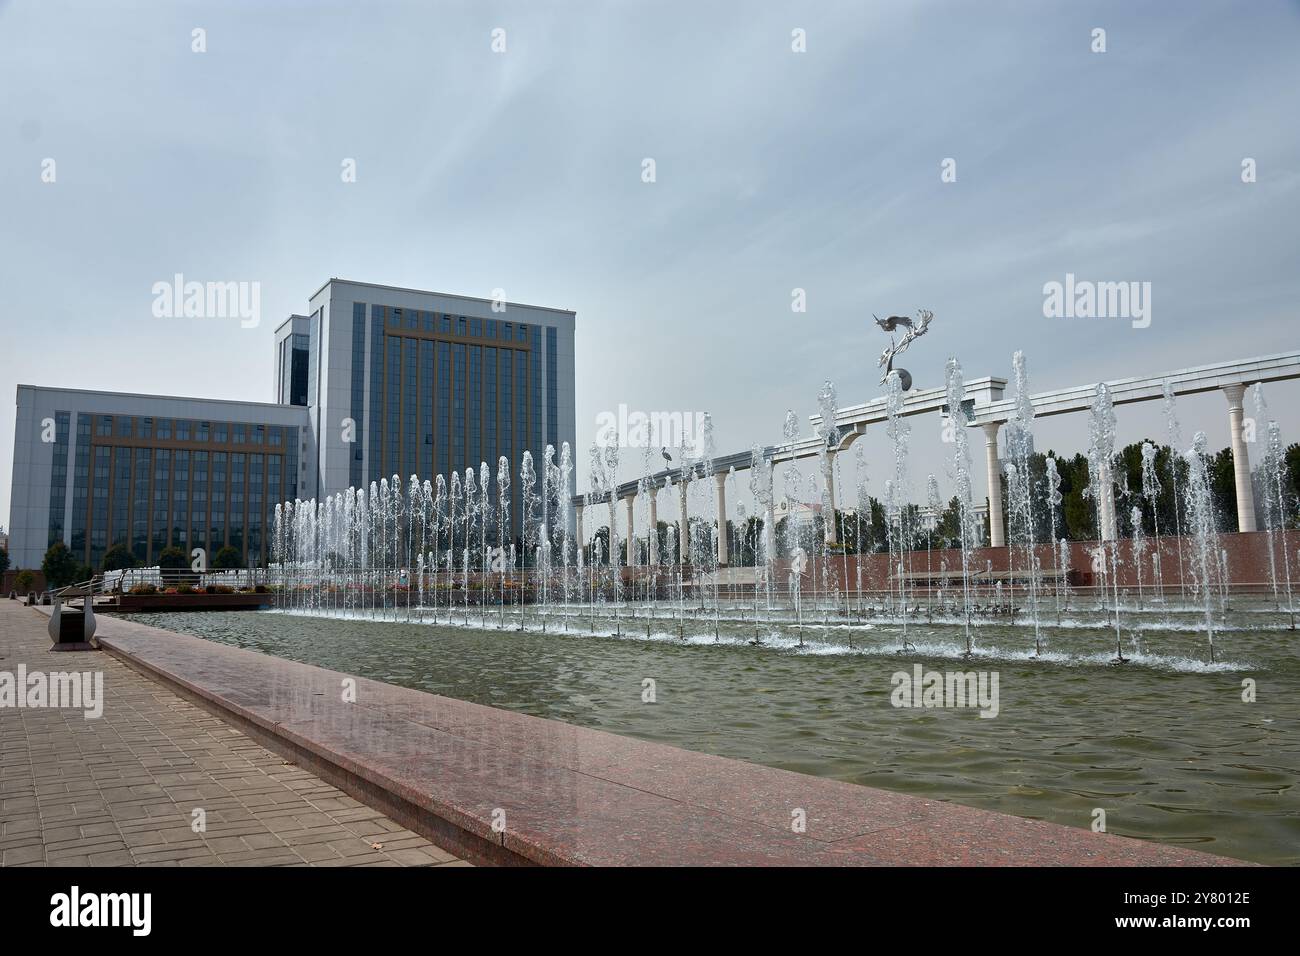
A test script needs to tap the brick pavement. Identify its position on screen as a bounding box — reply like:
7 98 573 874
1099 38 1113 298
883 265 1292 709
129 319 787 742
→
0 600 466 867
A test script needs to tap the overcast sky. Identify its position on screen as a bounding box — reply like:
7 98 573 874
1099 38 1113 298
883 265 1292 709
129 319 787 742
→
2 0 1298 526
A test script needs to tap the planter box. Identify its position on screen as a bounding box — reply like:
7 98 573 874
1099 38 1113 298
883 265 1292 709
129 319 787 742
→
118 593 273 611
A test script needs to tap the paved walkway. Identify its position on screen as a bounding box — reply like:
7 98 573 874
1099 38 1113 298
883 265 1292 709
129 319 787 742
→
0 601 465 867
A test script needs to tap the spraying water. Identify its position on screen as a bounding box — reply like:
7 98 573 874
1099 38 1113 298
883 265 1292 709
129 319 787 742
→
1183 432 1218 661
1004 352 1043 654
944 358 977 654
1087 383 1126 662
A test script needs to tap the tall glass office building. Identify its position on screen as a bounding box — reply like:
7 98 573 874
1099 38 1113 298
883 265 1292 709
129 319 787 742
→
274 279 576 545
7 279 577 570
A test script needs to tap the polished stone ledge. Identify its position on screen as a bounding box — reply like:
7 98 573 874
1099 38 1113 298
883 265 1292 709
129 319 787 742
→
80 612 1245 867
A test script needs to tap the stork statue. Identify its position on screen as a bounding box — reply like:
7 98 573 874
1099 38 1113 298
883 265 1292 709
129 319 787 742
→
875 309 934 390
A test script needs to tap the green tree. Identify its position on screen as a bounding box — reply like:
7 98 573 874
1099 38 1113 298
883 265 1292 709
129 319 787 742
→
731 516 764 566
0 546 9 577
838 510 871 556
1285 443 1300 511
158 546 191 583
1209 448 1238 532
212 545 243 570
101 543 137 572
871 498 890 552
932 496 964 550
15 569 36 593
41 542 80 588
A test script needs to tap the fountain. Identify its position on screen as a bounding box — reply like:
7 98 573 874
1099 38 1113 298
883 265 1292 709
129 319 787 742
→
1254 385 1295 627
1086 382 1126 662
1183 432 1218 661
883 370 912 650
1004 351 1043 655
943 357 978 654
263 339 1282 673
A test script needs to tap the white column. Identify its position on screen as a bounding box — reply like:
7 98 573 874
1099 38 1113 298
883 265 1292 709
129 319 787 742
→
982 422 1006 548
623 494 636 566
1223 384 1257 533
823 452 838 545
678 479 689 565
648 488 659 565
715 472 729 565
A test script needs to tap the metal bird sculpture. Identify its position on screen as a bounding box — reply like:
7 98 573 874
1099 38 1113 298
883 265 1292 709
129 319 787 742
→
873 314 914 333
876 309 935 390
661 447 673 465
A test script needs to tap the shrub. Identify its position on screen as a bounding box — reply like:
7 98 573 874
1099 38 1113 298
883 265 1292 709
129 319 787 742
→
176 583 194 595
101 544 137 572
129 583 158 595
212 545 242 571
158 547 197 584
15 569 36 593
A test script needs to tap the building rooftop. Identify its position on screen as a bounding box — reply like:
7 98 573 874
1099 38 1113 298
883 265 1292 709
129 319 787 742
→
312 277 576 316
15 383 303 413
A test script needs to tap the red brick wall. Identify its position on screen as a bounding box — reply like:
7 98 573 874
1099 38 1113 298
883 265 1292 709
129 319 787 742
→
2 570 48 594
770 530 1300 593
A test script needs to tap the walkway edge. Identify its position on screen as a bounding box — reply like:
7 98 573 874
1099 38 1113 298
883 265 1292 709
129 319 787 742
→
95 630 528 867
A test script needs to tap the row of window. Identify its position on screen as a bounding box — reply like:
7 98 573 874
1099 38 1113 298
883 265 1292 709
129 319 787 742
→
92 415 287 447
380 303 535 343
331 305 566 533
72 445 283 567
53 413 299 567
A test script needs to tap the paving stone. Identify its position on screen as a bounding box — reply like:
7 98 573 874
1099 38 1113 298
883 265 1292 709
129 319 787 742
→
0 603 464 868
2 845 45 865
